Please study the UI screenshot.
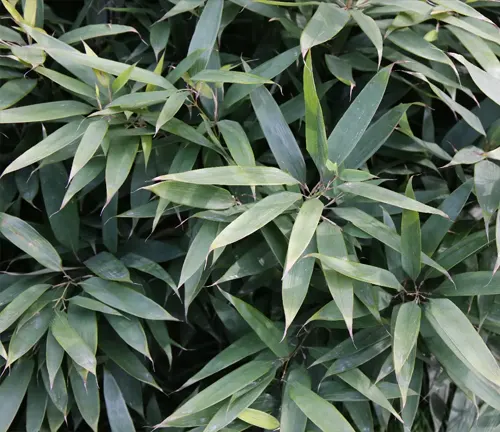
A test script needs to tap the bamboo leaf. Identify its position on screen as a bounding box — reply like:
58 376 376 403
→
401 180 422 280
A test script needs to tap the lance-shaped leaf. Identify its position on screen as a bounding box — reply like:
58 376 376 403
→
0 213 61 271
192 69 273 85
250 83 306 183
217 120 255 167
283 239 316 333
84 251 131 283
310 254 402 290
451 53 500 106
59 24 138 44
26 379 47 432
105 137 139 206
69 119 108 181
300 3 349 55
281 366 310 432
2 119 91 176
156 360 274 426
0 359 34 432
0 101 92 123
474 160 500 227
103 369 135 432
338 182 448 217
0 284 50 334
221 290 291 357
393 302 421 407
327 65 392 165
350 10 383 66
285 198 324 274
146 181 235 210
80 277 177 320
210 192 302 250
155 166 299 186
316 222 355 336
337 368 403 422
289 382 355 432
0 78 37 110
178 332 266 390
155 91 188 133
69 369 99 432
50 312 96 375
424 298 500 386
304 51 328 178
401 180 421 280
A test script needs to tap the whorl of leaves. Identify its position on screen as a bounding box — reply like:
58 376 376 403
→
0 0 500 431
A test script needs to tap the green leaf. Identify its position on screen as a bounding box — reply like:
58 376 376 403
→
310 254 402 290
217 120 256 167
316 222 355 336
304 51 328 178
249 83 306 182
393 302 421 407
100 335 160 390
435 272 500 296
424 298 500 386
337 368 403 422
344 401 374 432
107 90 174 110
106 314 151 360
69 296 123 316
50 311 96 375
0 359 34 432
69 369 99 432
448 26 500 78
36 66 95 98
0 100 91 123
451 53 500 106
332 207 451 279
221 290 291 357
187 0 223 74
238 408 280 429
155 166 300 186
300 3 349 55
69 119 108 181
192 69 273 85
111 63 136 94
179 220 218 287
105 136 138 206
475 159 500 226
281 366 310 432
283 239 316 333
421 180 473 256
210 192 301 250
103 369 135 432
343 104 412 169
46 331 65 389
350 10 383 67
0 78 37 110
224 46 300 109
146 181 235 210
327 66 392 165
0 284 50 333
2 119 91 176
39 163 80 252
157 360 274 426
120 253 177 291
80 277 177 320
325 54 355 87
85 251 131 283
338 182 448 217
26 379 48 432
205 369 276 432
7 307 53 366
62 157 105 209
401 180 422 280
178 332 265 390
158 0 205 20
388 28 457 75
59 24 138 44
155 91 188 134
289 382 355 432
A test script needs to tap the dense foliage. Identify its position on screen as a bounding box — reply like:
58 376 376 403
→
1 0 500 430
